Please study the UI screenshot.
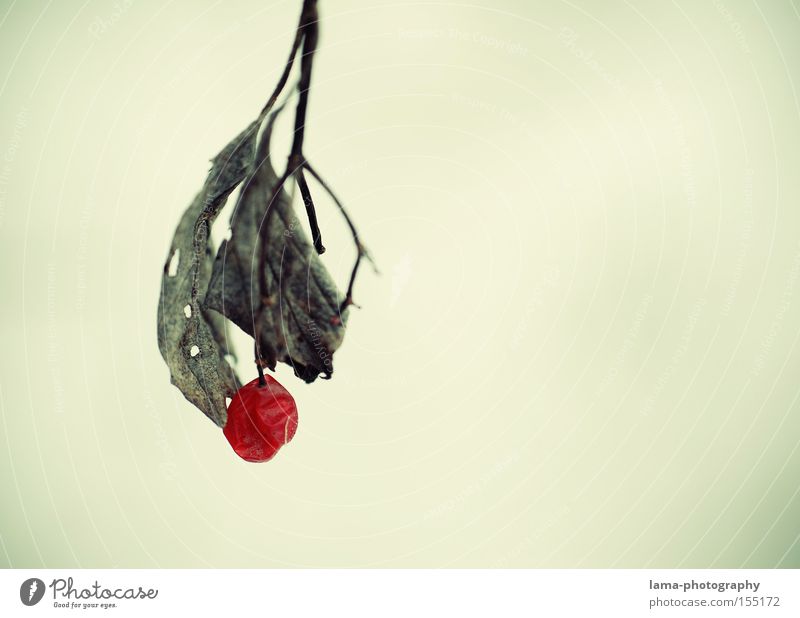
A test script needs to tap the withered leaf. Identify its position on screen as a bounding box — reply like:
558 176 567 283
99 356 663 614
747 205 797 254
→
157 122 259 426
205 115 348 383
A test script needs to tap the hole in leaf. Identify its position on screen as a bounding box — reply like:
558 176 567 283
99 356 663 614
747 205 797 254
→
167 249 180 277
189 345 200 357
210 186 240 247
183 304 192 318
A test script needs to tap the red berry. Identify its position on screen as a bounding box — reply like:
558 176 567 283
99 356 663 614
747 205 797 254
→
223 375 298 462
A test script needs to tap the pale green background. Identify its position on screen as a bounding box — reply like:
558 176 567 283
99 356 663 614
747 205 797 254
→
1 0 799 568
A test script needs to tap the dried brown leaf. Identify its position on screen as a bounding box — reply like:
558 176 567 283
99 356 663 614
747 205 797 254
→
156 122 259 426
205 116 348 383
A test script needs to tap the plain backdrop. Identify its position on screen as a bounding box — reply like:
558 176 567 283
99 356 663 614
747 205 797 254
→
1 0 800 567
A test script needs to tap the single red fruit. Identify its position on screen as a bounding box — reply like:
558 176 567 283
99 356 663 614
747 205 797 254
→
223 375 298 462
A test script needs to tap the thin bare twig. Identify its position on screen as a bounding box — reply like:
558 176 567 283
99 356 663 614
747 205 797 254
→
294 165 324 253
303 162 377 314
256 20 304 124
